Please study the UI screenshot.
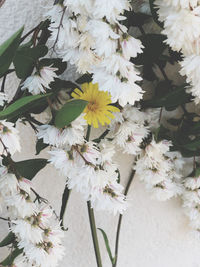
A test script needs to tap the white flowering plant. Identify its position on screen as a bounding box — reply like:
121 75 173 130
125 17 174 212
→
0 0 200 266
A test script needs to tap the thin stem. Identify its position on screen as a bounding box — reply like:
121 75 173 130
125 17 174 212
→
0 216 9 222
113 169 135 267
86 125 91 141
60 185 71 230
0 0 6 8
1 74 7 92
87 201 103 267
20 22 42 43
86 125 102 267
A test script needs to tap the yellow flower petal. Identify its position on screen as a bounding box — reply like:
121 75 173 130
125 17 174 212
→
71 82 119 128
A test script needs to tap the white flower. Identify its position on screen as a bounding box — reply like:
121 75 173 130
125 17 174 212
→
64 0 93 15
180 55 200 103
37 115 86 148
121 35 143 60
21 66 58 95
39 66 58 89
21 75 45 95
99 140 116 164
161 0 200 9
13 255 33 267
78 141 100 165
48 148 76 176
6 192 37 218
135 139 183 201
0 171 18 197
182 176 200 230
92 68 143 106
92 0 131 22
156 1 200 55
0 120 21 155
11 219 43 243
86 19 119 57
113 121 148 155
0 92 7 106
90 169 127 214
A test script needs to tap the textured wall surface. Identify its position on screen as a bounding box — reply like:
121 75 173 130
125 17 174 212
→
1 1 200 267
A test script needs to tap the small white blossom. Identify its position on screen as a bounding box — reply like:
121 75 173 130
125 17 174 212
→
0 120 20 156
21 66 58 95
37 115 86 148
135 139 183 201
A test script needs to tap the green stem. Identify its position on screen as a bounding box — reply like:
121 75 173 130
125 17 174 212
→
113 169 135 267
60 185 71 231
86 125 102 267
87 201 103 267
86 125 91 141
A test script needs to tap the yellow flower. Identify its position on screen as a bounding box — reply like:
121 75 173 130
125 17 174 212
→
71 82 119 128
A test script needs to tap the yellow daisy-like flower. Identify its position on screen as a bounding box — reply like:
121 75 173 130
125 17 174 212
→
71 82 119 128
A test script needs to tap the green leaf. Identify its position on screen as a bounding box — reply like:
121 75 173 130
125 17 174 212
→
14 158 48 180
39 58 67 75
13 45 48 79
0 232 15 247
124 11 151 28
181 137 200 152
98 228 115 265
50 79 78 93
194 167 200 177
36 139 49 155
60 185 71 230
133 34 167 65
149 0 163 28
1 248 23 266
0 27 24 78
143 85 192 109
54 99 88 128
76 74 93 84
0 93 51 120
154 125 171 142
167 118 183 126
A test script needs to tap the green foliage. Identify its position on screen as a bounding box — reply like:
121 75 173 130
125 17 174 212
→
149 0 163 28
98 228 115 265
76 74 93 84
60 185 71 230
132 34 167 81
167 118 183 126
1 248 23 266
13 45 48 79
0 27 24 78
51 79 78 93
39 58 67 75
36 139 49 155
0 232 15 248
0 93 52 120
124 11 151 29
143 85 192 109
14 158 48 180
54 99 88 128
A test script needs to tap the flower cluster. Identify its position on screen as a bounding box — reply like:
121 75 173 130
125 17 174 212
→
0 120 20 156
182 176 200 231
156 0 200 103
110 105 149 155
134 139 184 201
47 0 144 106
0 166 65 267
22 66 58 95
37 114 127 215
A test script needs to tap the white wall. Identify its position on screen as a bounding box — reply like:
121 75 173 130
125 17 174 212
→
0 1 200 267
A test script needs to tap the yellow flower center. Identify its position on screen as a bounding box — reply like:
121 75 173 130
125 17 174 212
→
87 100 99 112
71 82 119 128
